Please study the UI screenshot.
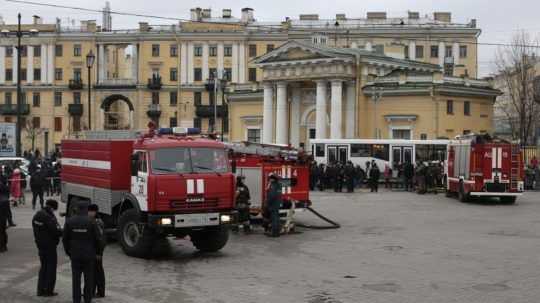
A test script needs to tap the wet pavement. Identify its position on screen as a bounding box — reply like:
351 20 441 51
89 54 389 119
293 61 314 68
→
2 190 540 303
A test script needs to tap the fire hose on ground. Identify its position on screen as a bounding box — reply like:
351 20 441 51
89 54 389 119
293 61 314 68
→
295 206 341 230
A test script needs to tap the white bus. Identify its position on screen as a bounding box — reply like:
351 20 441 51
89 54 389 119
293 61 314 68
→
310 139 449 170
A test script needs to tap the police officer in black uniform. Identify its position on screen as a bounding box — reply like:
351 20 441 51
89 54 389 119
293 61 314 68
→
234 176 251 233
0 178 10 253
63 201 102 303
88 204 106 298
32 199 62 297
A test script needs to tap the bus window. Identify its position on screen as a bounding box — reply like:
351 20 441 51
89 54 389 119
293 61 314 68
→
372 144 389 161
315 144 325 157
416 144 447 163
350 144 371 157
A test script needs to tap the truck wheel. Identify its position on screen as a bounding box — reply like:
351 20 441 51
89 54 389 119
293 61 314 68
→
458 183 469 203
117 209 155 258
500 196 517 205
191 227 229 252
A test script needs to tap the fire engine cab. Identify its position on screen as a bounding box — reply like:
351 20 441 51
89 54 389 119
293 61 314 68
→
61 126 236 257
446 134 524 203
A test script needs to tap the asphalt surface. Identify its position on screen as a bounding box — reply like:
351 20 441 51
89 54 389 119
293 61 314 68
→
2 190 540 303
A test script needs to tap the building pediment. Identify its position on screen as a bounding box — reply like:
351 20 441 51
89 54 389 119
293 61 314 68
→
254 40 352 66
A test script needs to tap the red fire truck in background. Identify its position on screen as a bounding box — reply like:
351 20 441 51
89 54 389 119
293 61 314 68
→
61 127 236 257
446 134 524 204
228 142 311 215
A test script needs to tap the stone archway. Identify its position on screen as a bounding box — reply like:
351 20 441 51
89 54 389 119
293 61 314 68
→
100 94 134 130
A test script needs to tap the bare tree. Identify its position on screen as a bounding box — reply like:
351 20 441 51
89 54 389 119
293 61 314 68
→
495 31 540 145
24 119 43 151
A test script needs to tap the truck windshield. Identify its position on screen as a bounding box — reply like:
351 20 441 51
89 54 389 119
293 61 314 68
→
150 147 229 174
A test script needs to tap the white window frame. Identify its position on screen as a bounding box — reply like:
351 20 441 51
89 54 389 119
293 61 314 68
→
245 126 261 143
389 125 414 140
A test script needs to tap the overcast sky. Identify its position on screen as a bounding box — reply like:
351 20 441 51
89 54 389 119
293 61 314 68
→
2 0 540 77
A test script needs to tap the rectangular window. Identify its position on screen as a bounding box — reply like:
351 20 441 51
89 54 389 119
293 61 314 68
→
5 69 12 81
170 68 178 81
55 68 63 81
73 116 81 132
464 101 471 116
404 45 409 59
315 144 325 157
248 44 257 57
20 46 27 57
194 68 202 81
73 68 82 81
463 130 471 135
55 44 63 57
445 45 453 58
459 45 468 58
209 68 217 80
430 45 439 58
392 129 411 140
209 45 217 57
33 45 41 57
447 100 454 115
248 68 257 82
54 92 62 107
170 44 178 57
247 129 261 143
169 117 178 128
5 92 12 104
73 92 81 104
73 44 82 57
266 44 275 53
54 117 62 132
32 92 40 107
194 45 202 57
415 45 424 59
34 68 41 81
420 133 428 140
193 117 201 129
194 92 202 106
350 144 371 157
169 92 177 106
21 69 27 81
224 45 232 57
151 92 159 104
32 117 41 128
152 44 160 57
224 68 232 81
6 46 13 57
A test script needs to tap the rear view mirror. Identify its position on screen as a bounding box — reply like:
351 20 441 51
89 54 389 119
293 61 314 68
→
130 154 139 176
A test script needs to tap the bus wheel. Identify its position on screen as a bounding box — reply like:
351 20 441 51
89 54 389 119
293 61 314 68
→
458 183 469 203
500 196 517 205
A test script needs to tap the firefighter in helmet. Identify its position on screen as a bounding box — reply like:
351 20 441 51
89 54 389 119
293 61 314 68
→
233 175 251 233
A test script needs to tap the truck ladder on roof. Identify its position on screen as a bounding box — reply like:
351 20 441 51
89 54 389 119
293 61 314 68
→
226 142 299 160
510 145 520 190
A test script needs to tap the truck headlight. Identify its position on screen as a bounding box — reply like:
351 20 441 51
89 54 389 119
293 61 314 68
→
160 218 173 226
220 215 231 223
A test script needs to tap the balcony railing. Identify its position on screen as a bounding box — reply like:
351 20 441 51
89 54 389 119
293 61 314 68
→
147 76 162 90
68 79 84 90
0 104 30 115
146 103 161 118
95 79 137 89
68 103 83 116
195 105 228 118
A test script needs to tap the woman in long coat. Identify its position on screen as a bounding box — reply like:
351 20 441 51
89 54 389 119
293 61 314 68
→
10 169 23 207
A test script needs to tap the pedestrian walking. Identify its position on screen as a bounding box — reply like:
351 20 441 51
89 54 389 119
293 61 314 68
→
265 174 282 237
63 201 102 303
32 199 62 297
383 164 392 189
369 163 381 193
344 161 355 193
31 168 45 210
10 168 23 207
0 179 10 253
88 204 106 298
403 161 414 192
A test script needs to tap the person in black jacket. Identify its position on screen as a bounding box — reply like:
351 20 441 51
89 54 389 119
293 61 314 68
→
0 180 10 252
369 163 381 193
30 167 45 210
63 201 102 303
265 174 282 237
88 204 106 298
32 199 62 296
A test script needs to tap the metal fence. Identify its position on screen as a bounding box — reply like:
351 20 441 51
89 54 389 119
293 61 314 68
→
522 146 540 166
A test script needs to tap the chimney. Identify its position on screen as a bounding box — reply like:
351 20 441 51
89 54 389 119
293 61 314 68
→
299 14 319 21
433 12 451 23
32 15 42 25
202 8 211 18
241 8 254 23
222 9 232 18
139 22 150 32
470 19 477 28
367 12 387 20
408 11 419 19
336 14 346 21
190 8 202 21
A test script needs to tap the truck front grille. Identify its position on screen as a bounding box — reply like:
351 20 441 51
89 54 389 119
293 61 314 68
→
170 199 219 209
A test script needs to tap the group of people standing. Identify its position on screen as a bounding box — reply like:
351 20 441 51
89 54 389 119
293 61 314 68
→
310 160 383 193
27 150 62 210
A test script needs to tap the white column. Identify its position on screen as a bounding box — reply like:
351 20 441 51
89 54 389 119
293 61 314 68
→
365 41 372 51
180 42 188 84
275 82 288 145
231 43 239 83
131 43 138 82
330 80 343 139
438 42 445 67
217 43 224 76
27 45 33 83
12 46 18 84
40 44 47 83
0 46 5 84
47 44 54 84
453 42 460 66
409 41 416 60
187 43 194 83
238 43 246 83
315 80 328 139
290 87 301 147
345 81 356 138
202 43 209 80
98 44 105 82
262 82 274 144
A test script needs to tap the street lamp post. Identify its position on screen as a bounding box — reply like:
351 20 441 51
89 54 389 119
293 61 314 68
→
86 50 95 130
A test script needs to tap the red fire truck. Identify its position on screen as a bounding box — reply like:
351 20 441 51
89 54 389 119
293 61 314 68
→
228 142 311 215
61 127 236 257
446 134 524 203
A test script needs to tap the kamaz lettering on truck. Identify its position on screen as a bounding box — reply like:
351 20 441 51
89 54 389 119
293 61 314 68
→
61 127 236 257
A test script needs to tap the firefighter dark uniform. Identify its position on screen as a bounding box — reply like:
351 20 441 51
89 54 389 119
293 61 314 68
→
32 199 62 296
63 201 102 303
234 176 251 233
266 175 282 237
0 181 9 253
88 204 107 298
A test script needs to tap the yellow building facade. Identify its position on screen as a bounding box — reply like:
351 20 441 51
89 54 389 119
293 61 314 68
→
0 7 491 152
